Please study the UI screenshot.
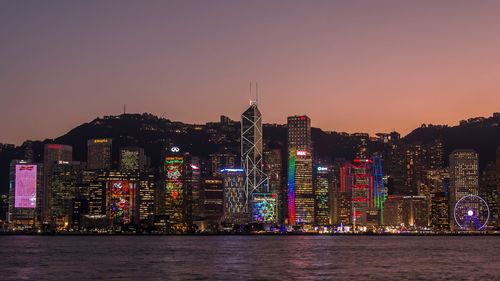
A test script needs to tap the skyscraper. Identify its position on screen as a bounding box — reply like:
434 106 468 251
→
241 102 267 214
314 165 332 225
8 160 43 230
449 149 479 230
43 144 73 221
263 149 282 222
221 168 247 224
287 115 313 225
87 139 112 170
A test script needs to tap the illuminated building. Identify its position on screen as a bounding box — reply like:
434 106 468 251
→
184 156 202 225
449 149 479 230
480 163 498 227
403 144 426 195
119 146 145 170
164 154 184 227
209 152 237 177
430 192 449 231
251 193 278 223
497 147 500 227
87 138 112 170
372 155 386 223
383 195 428 228
287 115 313 225
8 160 43 230
71 196 88 231
350 159 374 226
314 165 332 225
241 101 268 214
221 168 247 224
203 178 224 229
43 144 72 221
49 161 83 230
263 149 282 222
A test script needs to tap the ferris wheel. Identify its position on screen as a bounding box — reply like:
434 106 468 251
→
454 195 490 231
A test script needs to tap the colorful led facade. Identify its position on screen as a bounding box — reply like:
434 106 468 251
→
222 168 247 224
165 156 184 225
14 164 37 208
350 159 374 225
251 193 278 223
287 148 296 225
108 180 136 224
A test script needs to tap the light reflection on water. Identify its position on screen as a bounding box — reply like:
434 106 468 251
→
0 236 498 280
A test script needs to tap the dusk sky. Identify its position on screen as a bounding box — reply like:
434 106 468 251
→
1 0 500 145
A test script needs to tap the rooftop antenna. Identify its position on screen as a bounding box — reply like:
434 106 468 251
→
256 82 259 105
249 81 252 105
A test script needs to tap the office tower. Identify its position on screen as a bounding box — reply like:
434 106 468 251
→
209 152 237 177
430 192 449 231
184 156 201 225
449 149 479 230
241 102 267 213
137 172 156 223
221 168 247 224
263 149 282 221
203 178 224 230
8 161 42 230
71 196 88 231
163 148 185 229
85 171 106 216
43 144 72 221
427 139 445 170
314 165 332 225
87 139 112 170
349 159 376 227
480 163 498 227
119 146 145 170
372 155 386 222
287 115 313 225
403 144 426 195
49 161 83 230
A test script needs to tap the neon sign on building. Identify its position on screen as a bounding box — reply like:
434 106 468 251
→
165 156 184 223
109 180 136 224
14 165 37 208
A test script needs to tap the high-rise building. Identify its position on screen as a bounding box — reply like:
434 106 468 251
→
263 149 282 222
241 102 267 214
202 178 224 229
163 148 185 229
221 168 247 224
43 144 73 221
430 192 449 231
287 115 313 225
119 147 145 170
449 149 479 230
251 192 278 224
184 156 202 225
49 161 83 230
8 161 43 230
87 139 112 170
480 163 498 227
314 165 332 225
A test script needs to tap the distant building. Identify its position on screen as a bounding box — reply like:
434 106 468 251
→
241 102 267 214
383 196 428 228
209 152 237 177
221 168 247 224
263 149 282 222
8 161 43 230
287 115 313 225
430 192 449 231
119 146 145 170
43 144 73 221
203 178 224 229
87 139 112 170
449 149 479 230
314 165 333 225
480 163 498 227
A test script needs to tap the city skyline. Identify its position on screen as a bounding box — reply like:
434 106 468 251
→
2 1 500 144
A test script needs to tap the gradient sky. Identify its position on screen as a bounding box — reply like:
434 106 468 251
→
1 0 500 144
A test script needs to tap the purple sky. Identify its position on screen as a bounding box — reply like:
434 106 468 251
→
1 0 500 144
